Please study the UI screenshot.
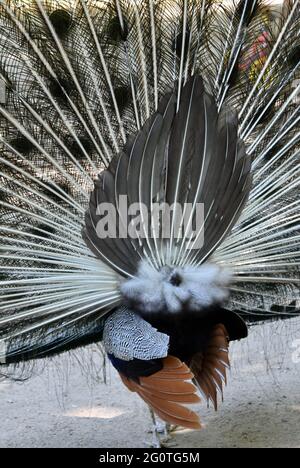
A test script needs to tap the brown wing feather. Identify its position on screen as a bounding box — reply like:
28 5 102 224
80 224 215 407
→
119 356 202 430
190 323 230 410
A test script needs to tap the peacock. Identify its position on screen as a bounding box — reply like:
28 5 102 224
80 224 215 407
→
0 0 299 443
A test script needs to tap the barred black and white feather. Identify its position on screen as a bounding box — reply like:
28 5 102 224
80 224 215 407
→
103 307 169 361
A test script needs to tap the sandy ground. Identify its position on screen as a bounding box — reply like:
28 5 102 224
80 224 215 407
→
0 317 300 448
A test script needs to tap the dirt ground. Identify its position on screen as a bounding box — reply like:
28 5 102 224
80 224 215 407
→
1 317 300 448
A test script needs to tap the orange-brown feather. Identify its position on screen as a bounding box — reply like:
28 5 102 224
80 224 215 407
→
119 356 202 430
190 323 230 410
119 324 230 428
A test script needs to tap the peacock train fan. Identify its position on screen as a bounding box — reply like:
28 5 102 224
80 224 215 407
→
0 0 299 433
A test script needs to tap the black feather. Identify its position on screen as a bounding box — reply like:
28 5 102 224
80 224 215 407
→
108 353 163 381
9 137 35 155
287 45 300 67
147 306 248 362
49 9 73 38
29 223 56 239
270 304 285 313
174 27 190 60
107 15 129 42
49 77 72 103
226 60 240 88
114 86 131 113
66 136 93 159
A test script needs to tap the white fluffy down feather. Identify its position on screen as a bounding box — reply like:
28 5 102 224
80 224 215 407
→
120 261 233 314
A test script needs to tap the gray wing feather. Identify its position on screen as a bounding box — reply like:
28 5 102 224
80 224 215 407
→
84 76 252 273
103 307 169 361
